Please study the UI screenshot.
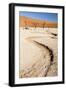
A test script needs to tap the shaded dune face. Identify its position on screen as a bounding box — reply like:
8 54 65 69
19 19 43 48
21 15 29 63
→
19 16 58 28
19 28 58 78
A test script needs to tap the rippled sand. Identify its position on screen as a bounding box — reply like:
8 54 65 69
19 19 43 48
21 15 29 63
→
19 28 58 78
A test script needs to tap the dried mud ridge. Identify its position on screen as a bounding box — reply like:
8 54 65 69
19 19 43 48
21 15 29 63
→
34 41 54 62
20 40 54 78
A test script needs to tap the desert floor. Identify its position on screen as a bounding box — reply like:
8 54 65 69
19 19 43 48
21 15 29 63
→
19 27 58 78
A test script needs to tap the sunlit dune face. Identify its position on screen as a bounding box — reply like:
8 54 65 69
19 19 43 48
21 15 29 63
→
19 16 58 28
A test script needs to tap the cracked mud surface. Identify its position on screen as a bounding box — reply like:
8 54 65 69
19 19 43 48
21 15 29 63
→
19 28 58 78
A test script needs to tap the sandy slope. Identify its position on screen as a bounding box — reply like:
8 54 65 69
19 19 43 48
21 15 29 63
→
19 28 58 78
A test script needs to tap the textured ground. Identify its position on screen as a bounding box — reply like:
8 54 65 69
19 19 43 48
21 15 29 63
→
19 28 58 78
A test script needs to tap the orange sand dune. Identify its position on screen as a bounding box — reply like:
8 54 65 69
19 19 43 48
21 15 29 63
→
19 16 58 28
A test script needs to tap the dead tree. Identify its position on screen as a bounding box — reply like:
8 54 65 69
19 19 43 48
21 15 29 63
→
43 22 46 29
33 23 38 29
24 21 28 29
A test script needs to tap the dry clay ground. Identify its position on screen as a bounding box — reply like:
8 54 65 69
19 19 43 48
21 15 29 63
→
19 28 58 78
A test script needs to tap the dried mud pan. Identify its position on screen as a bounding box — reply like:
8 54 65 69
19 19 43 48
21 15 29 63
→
19 28 58 78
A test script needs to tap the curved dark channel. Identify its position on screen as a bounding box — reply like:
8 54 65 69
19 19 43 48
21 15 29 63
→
33 40 54 76
33 41 54 62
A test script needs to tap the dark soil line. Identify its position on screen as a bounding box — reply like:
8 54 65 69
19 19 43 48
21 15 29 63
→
50 33 57 36
33 41 54 62
33 41 54 76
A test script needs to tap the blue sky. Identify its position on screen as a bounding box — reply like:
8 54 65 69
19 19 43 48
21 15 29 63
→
19 11 58 23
